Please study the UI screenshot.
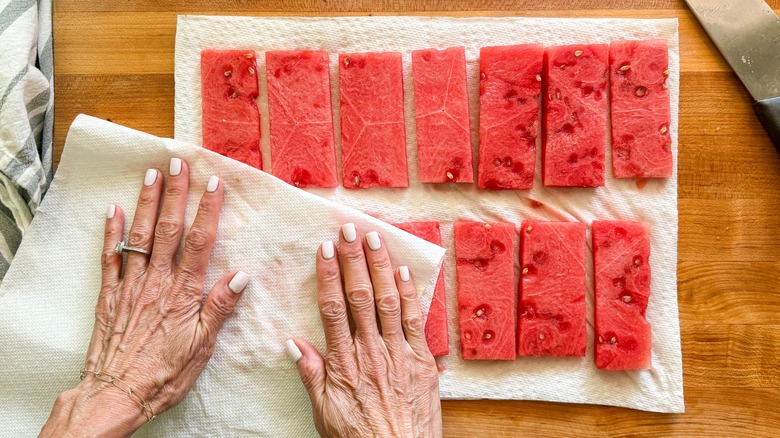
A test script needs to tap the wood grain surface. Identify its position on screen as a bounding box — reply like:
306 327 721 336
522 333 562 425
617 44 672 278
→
53 1 780 436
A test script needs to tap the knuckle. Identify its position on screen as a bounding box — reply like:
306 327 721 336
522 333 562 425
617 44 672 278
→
184 228 213 255
127 229 152 248
207 292 234 319
154 217 183 244
100 250 116 271
317 264 341 283
341 249 365 265
136 191 158 209
164 182 186 198
403 315 424 335
375 293 401 318
369 257 392 272
347 285 374 310
197 197 219 216
319 298 348 325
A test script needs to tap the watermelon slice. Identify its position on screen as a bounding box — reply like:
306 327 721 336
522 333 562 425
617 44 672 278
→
610 40 673 178
542 44 608 187
477 45 543 190
339 52 408 188
201 50 261 169
518 220 587 357
266 50 337 188
454 221 516 360
592 220 652 370
393 222 448 356
411 47 473 183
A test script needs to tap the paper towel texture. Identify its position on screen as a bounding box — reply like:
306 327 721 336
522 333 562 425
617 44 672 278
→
175 15 684 415
0 115 445 436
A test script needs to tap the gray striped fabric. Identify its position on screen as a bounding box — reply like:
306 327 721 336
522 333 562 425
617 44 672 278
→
0 0 53 283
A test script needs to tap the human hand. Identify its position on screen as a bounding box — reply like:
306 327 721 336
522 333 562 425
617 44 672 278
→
40 158 248 437
289 223 442 437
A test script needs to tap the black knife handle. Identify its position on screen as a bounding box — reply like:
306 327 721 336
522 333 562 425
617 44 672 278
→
754 96 780 152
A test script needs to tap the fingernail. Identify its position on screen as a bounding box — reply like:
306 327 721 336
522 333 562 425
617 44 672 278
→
228 271 249 294
106 204 116 219
342 223 357 243
366 231 381 251
322 241 335 259
206 176 220 193
144 169 157 186
285 339 302 363
399 266 410 282
169 158 182 176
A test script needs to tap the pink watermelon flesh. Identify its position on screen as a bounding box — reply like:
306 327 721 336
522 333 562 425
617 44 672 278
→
543 44 608 187
266 50 337 188
454 221 516 360
592 220 652 370
518 220 587 357
477 45 543 190
610 40 673 178
394 222 449 356
201 50 261 169
412 47 473 183
339 52 408 188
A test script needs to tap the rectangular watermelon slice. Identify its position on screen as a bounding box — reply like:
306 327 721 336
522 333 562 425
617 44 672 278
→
477 44 543 190
518 220 586 357
454 221 516 360
592 220 652 370
266 50 337 188
201 50 261 169
411 47 473 183
542 44 608 187
393 222 449 356
610 40 673 179
339 52 408 188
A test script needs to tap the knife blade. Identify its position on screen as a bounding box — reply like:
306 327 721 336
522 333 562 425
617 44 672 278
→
685 0 780 149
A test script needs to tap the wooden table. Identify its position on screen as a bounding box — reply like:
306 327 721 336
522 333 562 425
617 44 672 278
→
53 0 780 435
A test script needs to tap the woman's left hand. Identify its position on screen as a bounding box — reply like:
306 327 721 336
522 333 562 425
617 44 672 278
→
40 158 248 437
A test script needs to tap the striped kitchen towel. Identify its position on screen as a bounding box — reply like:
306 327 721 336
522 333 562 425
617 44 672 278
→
0 0 53 282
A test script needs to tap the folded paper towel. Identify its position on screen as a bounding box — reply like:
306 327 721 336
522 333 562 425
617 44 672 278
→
0 115 445 436
175 15 684 416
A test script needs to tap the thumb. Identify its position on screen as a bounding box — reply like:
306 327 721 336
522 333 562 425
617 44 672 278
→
286 338 326 407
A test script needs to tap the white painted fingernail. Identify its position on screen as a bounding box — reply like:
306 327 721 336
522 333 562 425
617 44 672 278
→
106 204 116 219
285 339 302 363
206 176 220 193
228 271 249 294
342 223 357 243
399 266 410 282
144 169 157 186
322 241 335 259
366 231 381 251
169 158 182 176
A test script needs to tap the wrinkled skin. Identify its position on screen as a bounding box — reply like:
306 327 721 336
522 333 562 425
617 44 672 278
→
40 159 246 437
292 224 443 437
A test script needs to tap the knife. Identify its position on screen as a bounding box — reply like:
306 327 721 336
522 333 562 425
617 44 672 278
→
685 0 780 150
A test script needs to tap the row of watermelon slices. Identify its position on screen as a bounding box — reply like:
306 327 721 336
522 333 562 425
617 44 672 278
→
397 219 652 371
201 40 671 189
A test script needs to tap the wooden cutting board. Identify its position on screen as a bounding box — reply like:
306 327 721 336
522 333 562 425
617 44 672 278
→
52 0 780 435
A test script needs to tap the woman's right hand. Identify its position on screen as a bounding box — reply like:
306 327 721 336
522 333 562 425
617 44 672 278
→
289 223 442 437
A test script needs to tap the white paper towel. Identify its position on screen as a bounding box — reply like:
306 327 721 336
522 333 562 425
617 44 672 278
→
174 15 684 415
0 115 446 437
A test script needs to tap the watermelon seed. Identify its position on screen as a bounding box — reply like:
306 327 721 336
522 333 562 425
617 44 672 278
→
473 260 482 268
244 53 253 58
598 336 604 344
224 70 232 77
635 86 646 97
294 182 300 187
526 225 533 233
354 175 361 186
248 67 255 75
620 65 631 72
663 69 670 77
476 309 484 317
522 267 529 275
535 74 542 82
574 50 583 57
494 159 502 166
483 333 492 340
660 126 668 134
446 171 454 180
623 295 632 303
344 58 350 66
634 257 642 267
539 333 545 340
504 159 512 167
231 90 238 99
484 223 491 230
465 332 472 340
480 72 486 79
610 337 617 344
